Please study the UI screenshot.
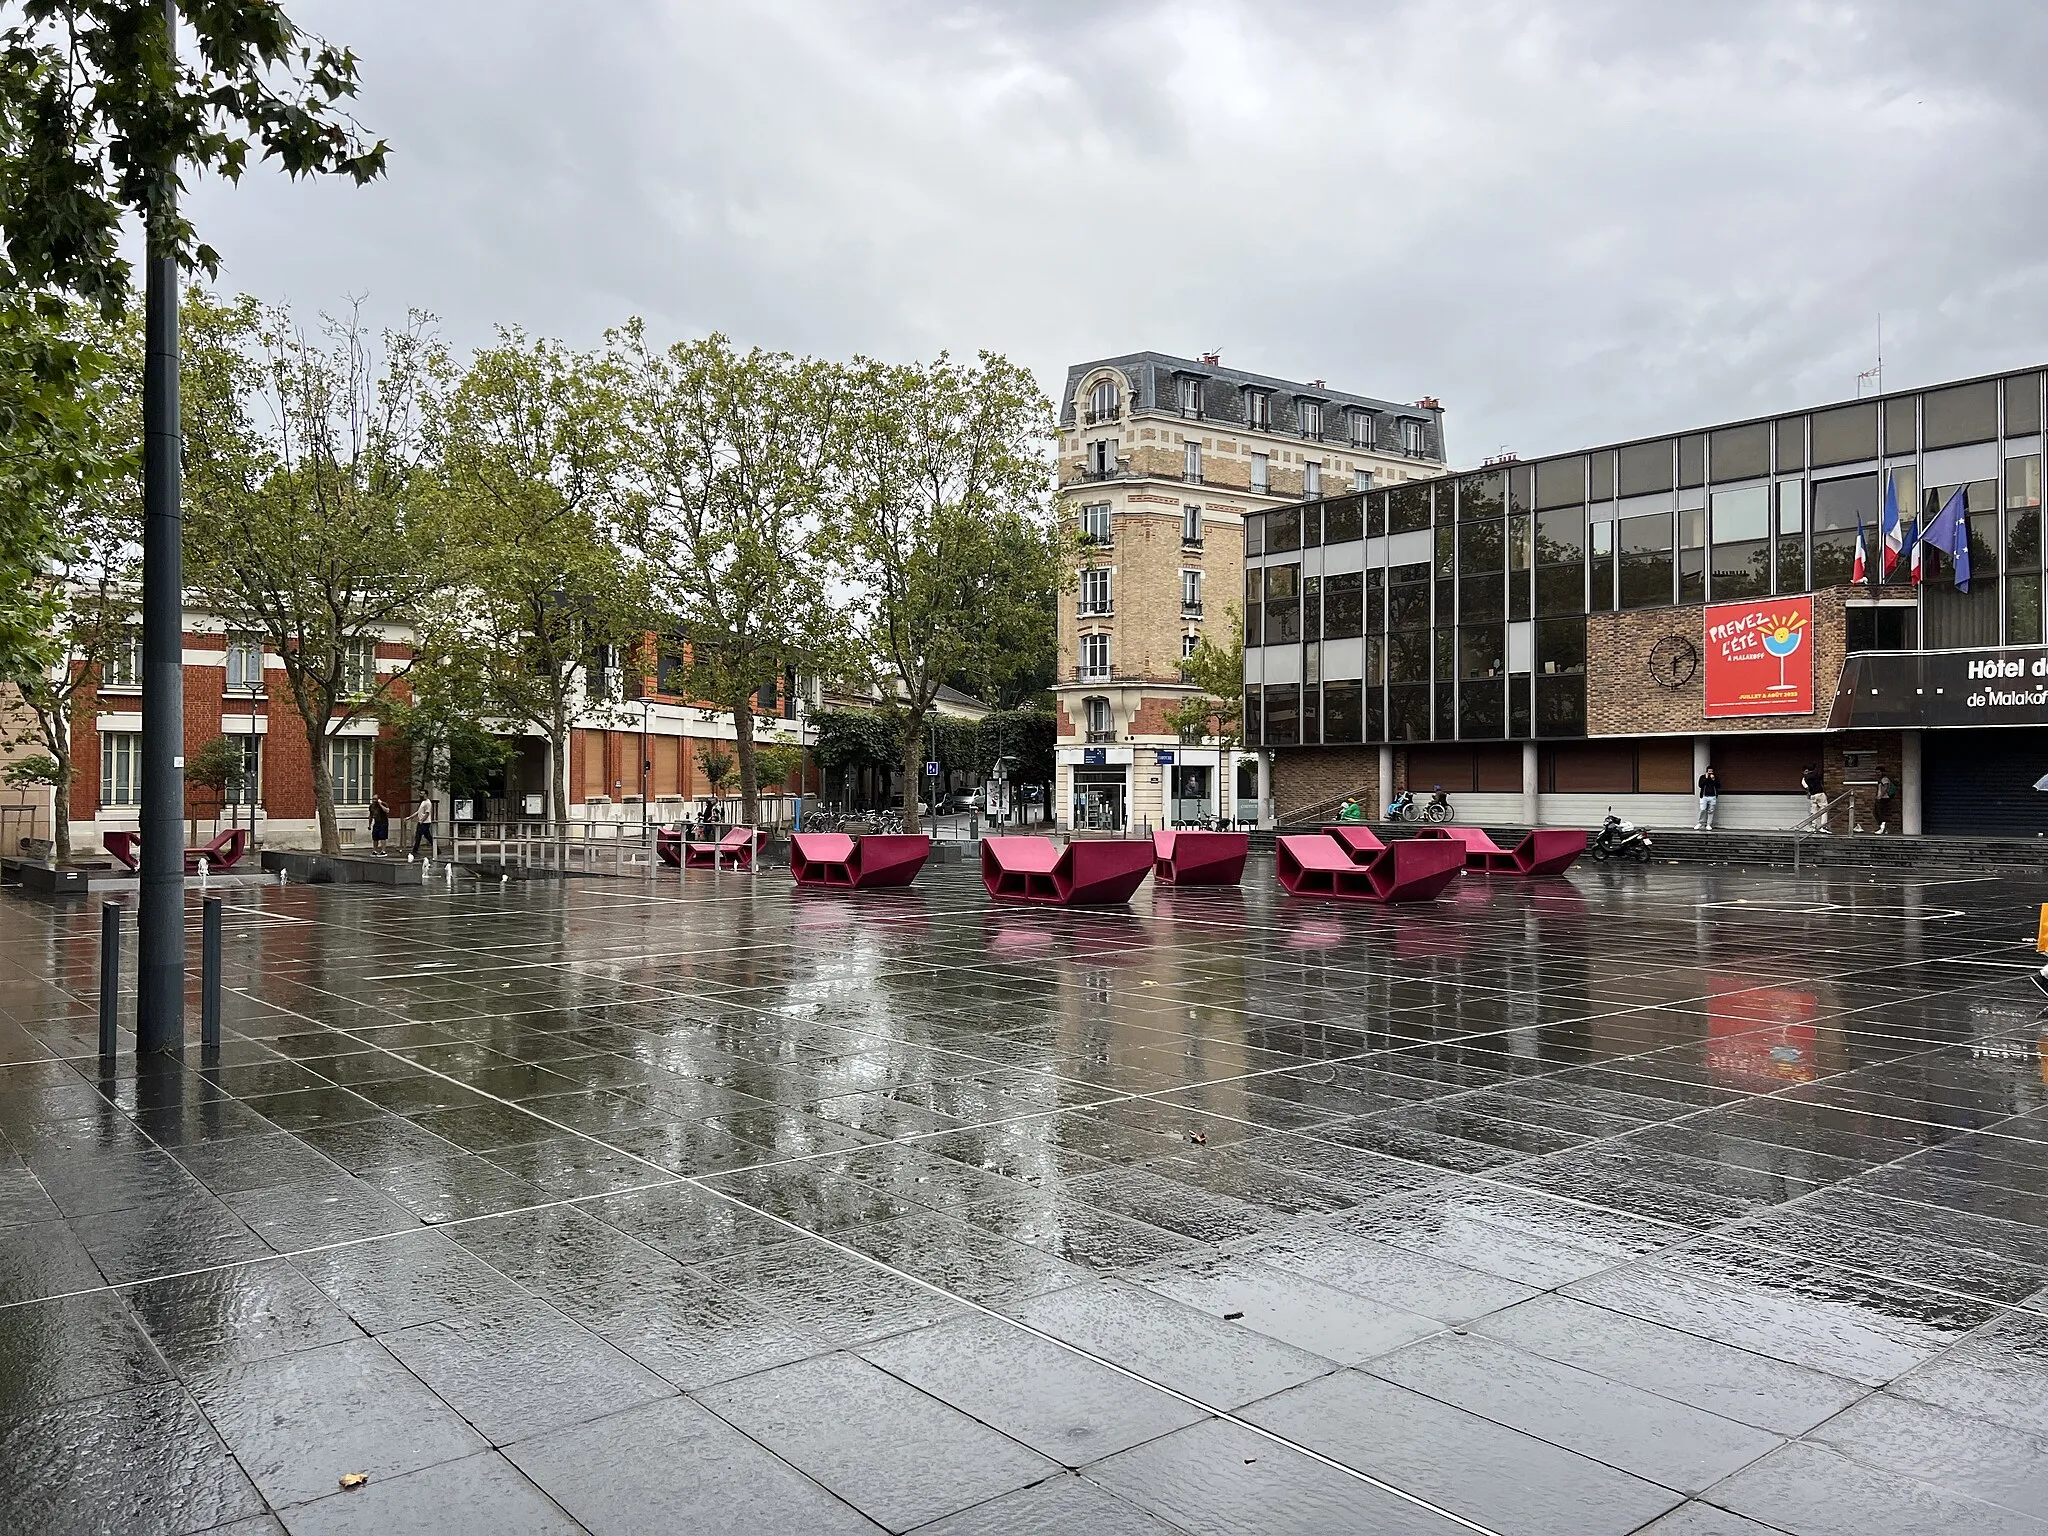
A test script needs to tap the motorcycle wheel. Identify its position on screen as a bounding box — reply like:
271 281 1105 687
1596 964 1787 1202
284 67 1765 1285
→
1590 845 1610 862
1634 844 1653 863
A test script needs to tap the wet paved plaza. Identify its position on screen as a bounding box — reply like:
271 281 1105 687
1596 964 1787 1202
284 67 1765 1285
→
3 857 2048 1534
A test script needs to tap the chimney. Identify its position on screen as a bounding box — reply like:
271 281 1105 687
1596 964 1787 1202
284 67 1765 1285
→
1310 379 1326 389
1416 396 1443 411
1200 351 1220 366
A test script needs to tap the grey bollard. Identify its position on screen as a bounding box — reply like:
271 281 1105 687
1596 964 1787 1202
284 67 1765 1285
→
201 895 222 1049
98 900 120 1058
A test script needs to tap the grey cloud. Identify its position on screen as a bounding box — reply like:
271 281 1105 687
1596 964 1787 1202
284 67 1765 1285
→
184 0 2048 462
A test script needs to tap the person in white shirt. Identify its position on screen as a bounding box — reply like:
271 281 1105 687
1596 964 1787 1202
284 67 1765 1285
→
411 795 434 856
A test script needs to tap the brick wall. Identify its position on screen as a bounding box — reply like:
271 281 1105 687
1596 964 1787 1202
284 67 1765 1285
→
1272 746 1378 819
1587 587 1850 738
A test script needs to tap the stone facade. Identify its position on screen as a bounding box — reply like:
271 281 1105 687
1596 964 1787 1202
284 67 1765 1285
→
1272 748 1380 821
1587 587 1852 739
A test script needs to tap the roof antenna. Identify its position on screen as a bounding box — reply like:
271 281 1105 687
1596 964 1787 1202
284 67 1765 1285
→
1856 314 1883 398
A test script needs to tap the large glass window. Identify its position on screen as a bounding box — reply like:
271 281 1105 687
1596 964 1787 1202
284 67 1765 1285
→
1589 520 1615 611
1244 568 1262 647
1302 576 1320 638
1776 482 1806 592
1386 630 1430 683
1387 562 1431 628
101 634 140 688
1679 435 1705 488
1923 380 1999 449
1458 470 1505 521
1323 681 1362 743
1589 450 1615 502
100 731 140 805
226 638 263 691
1078 567 1111 615
1618 441 1673 497
1618 512 1674 608
1266 506 1300 552
1812 473 1878 532
1775 416 1805 471
328 736 374 804
1709 486 1771 600
1386 684 1429 741
1709 423 1770 482
1243 512 1263 556
1679 505 1705 604
1883 395 1917 454
1388 483 1431 533
1262 684 1299 746
2006 373 2042 436
1533 457 1582 509
1323 495 1363 544
1812 403 1877 466
1324 572 1364 638
1264 563 1301 642
1459 626 1505 680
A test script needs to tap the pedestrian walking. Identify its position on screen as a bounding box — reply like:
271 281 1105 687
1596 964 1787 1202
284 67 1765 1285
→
1873 771 1897 834
368 794 391 855
411 794 435 856
1694 766 1720 830
1801 764 1827 832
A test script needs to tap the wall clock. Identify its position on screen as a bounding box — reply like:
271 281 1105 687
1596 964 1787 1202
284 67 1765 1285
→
1648 634 1699 688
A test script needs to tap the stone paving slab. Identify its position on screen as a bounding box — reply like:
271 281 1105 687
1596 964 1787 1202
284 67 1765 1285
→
2 858 2047 1533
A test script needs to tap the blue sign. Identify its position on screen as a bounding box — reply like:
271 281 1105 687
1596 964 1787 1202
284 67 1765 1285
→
1082 748 1107 766
1154 750 1176 765
924 761 940 776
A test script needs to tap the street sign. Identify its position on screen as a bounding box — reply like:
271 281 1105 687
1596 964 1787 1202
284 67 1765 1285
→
1154 750 1175 765
1082 748 1106 766
925 761 939 776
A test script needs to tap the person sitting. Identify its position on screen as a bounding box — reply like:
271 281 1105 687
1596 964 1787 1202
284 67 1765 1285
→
1337 796 1365 823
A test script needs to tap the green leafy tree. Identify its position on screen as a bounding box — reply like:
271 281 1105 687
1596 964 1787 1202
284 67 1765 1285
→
1163 603 1245 750
750 742 804 791
181 293 448 853
182 733 244 834
0 1 386 315
382 676 514 805
829 352 1059 832
610 326 838 826
694 743 736 796
0 301 139 860
427 328 642 826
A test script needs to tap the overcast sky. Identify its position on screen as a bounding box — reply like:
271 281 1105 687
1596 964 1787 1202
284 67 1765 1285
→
186 0 2048 463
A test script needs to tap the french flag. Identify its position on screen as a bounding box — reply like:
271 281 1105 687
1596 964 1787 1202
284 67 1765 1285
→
1880 473 1903 577
1905 517 1922 585
1852 517 1869 585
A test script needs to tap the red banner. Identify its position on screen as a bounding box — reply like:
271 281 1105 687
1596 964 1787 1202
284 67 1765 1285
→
1703 596 1815 718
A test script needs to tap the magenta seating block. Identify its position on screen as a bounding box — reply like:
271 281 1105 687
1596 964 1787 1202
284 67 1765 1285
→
1420 825 1584 876
1276 832 1465 904
1152 829 1249 886
655 829 683 867
981 836 1153 905
1320 824 1389 860
682 826 765 869
103 827 249 874
791 832 929 889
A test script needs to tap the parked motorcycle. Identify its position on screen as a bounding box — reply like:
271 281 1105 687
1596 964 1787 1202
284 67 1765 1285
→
1589 809 1653 863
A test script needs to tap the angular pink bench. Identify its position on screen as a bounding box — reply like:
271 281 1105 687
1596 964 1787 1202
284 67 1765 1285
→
1275 832 1464 904
790 832 929 888
1152 829 1249 886
1416 825 1585 877
981 835 1154 905
103 827 250 874
1321 824 1388 860
656 826 767 870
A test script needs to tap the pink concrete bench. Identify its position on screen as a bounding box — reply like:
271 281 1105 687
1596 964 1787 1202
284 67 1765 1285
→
656 826 767 870
1321 824 1388 860
981 835 1154 905
1275 832 1465 904
790 832 929 889
103 827 250 875
1152 829 1249 886
1416 825 1585 877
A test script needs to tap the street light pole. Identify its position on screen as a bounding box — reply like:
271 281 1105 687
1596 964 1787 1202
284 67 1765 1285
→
137 0 186 1054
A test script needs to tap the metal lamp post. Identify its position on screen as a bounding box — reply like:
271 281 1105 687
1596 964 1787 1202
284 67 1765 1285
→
136 0 185 1054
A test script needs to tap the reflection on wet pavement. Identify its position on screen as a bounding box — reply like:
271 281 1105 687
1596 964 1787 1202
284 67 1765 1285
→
3 859 2048 1533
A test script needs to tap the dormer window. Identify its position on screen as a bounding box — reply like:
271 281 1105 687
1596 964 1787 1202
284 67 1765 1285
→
1297 400 1323 439
1349 408 1376 447
1401 418 1427 455
1087 378 1120 424
1244 389 1271 431
1176 375 1203 417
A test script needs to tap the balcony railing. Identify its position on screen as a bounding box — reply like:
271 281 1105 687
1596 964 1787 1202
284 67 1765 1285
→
1077 604 1113 618
1084 407 1120 425
1181 602 1204 618
1084 729 1117 744
1183 470 1203 485
1181 535 1204 550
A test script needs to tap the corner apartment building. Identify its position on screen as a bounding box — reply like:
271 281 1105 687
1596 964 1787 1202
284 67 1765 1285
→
1239 363 2048 836
1054 351 1447 831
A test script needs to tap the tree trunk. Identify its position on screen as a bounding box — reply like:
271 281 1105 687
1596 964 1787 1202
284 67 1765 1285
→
311 735 340 854
50 740 71 863
733 699 759 828
899 725 922 834
549 702 570 830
